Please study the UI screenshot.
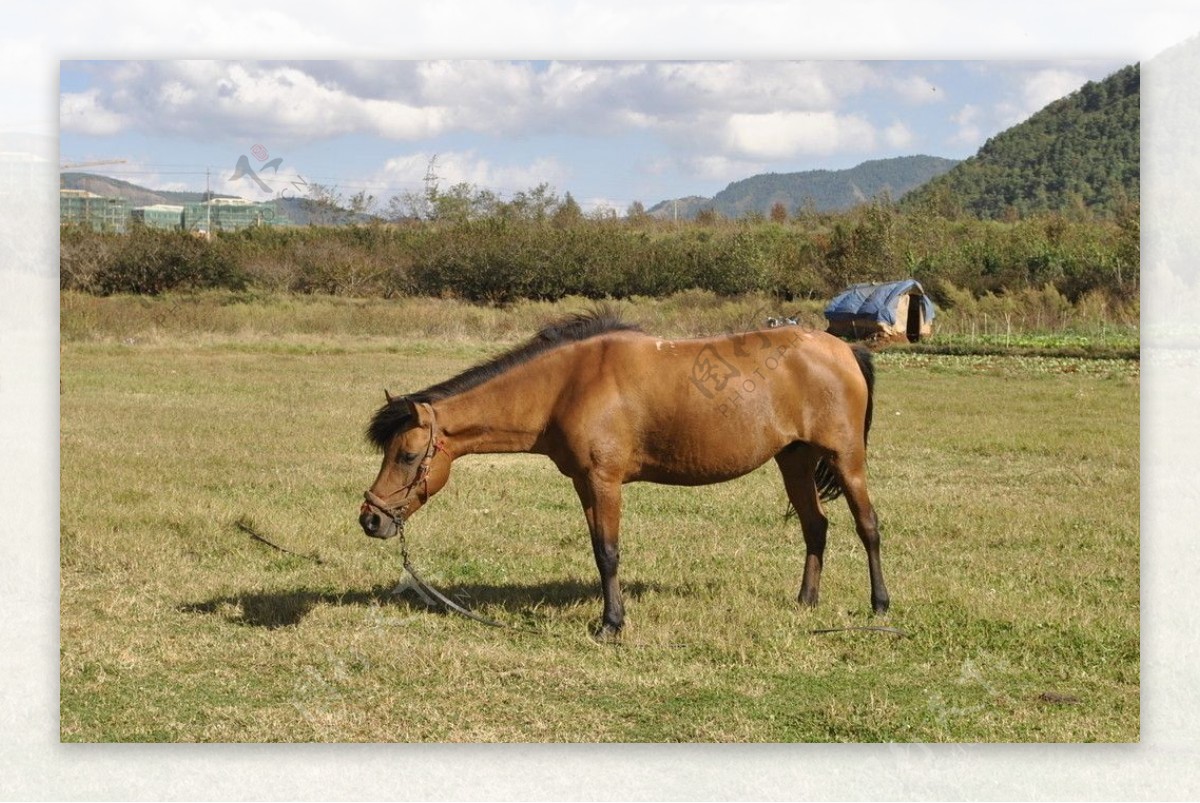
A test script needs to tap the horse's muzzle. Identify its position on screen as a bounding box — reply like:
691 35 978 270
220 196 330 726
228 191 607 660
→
359 500 402 540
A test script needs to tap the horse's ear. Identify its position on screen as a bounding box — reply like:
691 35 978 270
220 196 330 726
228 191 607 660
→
384 391 420 422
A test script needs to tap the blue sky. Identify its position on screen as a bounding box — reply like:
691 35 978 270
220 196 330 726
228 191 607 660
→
59 58 1129 214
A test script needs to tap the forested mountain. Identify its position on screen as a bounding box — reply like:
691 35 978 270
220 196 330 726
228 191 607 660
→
649 155 958 219
902 64 1139 219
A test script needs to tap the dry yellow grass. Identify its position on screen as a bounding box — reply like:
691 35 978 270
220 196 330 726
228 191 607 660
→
60 294 1138 742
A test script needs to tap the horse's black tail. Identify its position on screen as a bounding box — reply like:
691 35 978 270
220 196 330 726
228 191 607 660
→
852 343 875 445
814 344 875 502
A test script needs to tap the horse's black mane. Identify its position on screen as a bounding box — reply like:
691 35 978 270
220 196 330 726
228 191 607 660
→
367 308 641 450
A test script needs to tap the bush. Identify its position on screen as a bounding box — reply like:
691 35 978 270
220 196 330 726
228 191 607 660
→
59 206 1138 319
59 226 116 292
89 228 246 295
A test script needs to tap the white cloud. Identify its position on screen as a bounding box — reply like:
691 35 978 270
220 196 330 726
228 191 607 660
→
949 103 983 146
884 121 915 149
724 111 877 159
62 61 451 143
891 73 944 104
63 59 898 144
992 67 1091 128
687 154 765 183
210 63 447 140
642 61 876 117
59 89 126 136
415 60 537 132
541 61 620 109
158 80 197 109
951 104 981 126
378 150 569 196
579 197 624 216
1022 68 1089 112
377 153 437 185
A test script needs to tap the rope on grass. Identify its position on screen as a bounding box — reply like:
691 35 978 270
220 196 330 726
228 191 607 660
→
236 517 325 564
808 625 908 637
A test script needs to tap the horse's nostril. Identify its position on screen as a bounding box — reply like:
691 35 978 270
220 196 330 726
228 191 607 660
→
360 511 380 534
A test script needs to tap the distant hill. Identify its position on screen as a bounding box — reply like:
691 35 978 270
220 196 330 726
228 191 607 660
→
901 63 1139 219
60 173 236 206
648 155 959 220
647 196 714 221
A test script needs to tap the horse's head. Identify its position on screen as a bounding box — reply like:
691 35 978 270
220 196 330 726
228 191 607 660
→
359 393 451 540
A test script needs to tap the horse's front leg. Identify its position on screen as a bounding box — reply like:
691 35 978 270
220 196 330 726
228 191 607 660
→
573 475 625 640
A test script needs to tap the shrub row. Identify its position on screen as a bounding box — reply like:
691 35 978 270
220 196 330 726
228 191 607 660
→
60 203 1139 310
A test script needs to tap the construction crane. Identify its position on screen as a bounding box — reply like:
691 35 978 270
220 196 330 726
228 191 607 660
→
59 159 130 191
59 159 126 170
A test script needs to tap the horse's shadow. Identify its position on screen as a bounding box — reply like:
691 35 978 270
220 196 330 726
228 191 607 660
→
179 578 663 630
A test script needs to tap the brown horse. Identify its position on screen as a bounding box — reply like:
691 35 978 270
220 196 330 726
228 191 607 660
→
359 310 888 638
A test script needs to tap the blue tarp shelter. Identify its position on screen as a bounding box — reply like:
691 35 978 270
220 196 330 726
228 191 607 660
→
824 279 935 342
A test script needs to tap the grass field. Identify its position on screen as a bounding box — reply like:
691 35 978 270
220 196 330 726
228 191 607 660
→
60 294 1139 742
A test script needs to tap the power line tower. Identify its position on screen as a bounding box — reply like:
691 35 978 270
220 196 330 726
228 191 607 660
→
422 154 440 220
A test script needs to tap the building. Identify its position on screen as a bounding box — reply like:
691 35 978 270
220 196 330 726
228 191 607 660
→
59 189 129 233
131 204 185 230
183 197 283 233
60 188 290 234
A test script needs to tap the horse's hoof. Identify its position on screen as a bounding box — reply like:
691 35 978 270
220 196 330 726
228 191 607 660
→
798 590 819 608
593 623 623 643
872 597 890 615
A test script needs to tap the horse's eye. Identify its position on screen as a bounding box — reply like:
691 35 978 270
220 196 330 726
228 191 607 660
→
399 451 419 464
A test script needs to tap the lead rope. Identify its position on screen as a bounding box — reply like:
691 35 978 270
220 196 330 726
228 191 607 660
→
809 626 907 636
394 526 543 632
395 527 508 628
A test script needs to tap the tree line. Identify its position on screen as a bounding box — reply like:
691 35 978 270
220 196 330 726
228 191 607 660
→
60 189 1139 321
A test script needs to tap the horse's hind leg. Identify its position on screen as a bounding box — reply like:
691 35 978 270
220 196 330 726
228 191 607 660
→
830 449 890 614
775 446 828 607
